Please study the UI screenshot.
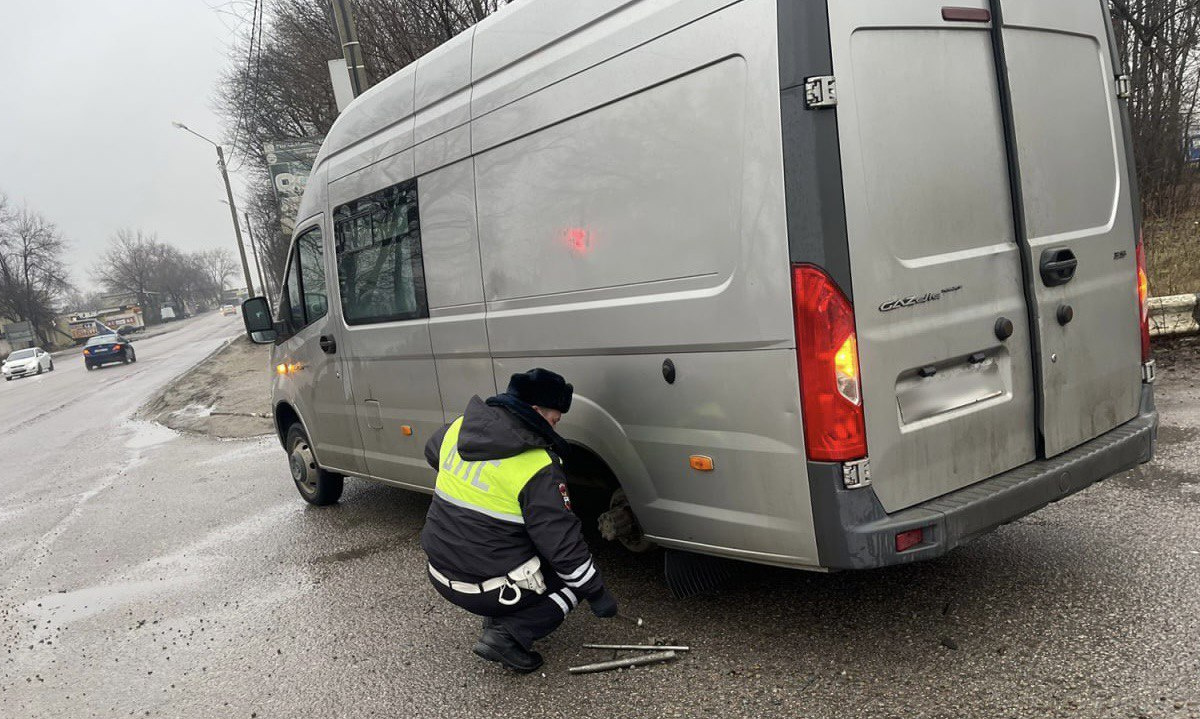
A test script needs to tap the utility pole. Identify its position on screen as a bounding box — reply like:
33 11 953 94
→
216 145 255 297
172 122 255 297
245 211 269 299
331 0 369 97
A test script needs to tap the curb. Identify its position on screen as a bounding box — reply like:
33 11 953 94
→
1149 293 1200 338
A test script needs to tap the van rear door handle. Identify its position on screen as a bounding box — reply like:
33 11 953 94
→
319 335 337 354
1039 248 1078 287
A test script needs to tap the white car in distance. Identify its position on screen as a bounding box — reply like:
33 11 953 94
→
2 347 54 381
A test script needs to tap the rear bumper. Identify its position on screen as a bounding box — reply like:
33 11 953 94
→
810 383 1158 570
86 351 124 363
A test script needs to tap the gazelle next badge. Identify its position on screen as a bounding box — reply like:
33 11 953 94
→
879 285 963 313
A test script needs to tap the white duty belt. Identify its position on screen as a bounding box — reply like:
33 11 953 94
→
428 556 545 606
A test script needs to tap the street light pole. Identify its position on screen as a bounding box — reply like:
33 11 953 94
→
172 122 255 297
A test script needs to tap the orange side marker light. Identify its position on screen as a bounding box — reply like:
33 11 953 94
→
689 455 714 472
401 425 413 437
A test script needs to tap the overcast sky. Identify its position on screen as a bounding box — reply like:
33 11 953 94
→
0 0 256 291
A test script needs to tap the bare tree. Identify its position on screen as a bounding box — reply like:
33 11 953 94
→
217 0 509 289
1111 0 1200 218
196 248 239 301
91 229 170 321
0 195 74 345
63 289 112 313
155 246 203 312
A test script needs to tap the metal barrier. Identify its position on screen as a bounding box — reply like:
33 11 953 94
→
1149 293 1200 337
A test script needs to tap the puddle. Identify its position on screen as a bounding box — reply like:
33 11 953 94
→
312 536 403 565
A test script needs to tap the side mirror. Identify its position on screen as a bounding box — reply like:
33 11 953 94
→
242 296 278 344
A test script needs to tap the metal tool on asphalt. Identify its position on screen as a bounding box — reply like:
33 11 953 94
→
568 650 678 674
583 644 690 652
614 612 644 628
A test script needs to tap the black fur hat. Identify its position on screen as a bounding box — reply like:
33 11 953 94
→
506 368 573 413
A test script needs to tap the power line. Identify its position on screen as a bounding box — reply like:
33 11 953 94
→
227 0 263 168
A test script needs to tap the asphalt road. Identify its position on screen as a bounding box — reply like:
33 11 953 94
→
1 325 1197 718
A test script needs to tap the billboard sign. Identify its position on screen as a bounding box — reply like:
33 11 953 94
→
264 137 324 250
4 321 34 348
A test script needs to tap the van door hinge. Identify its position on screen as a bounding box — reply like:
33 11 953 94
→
1116 74 1131 100
805 75 838 109
842 458 871 489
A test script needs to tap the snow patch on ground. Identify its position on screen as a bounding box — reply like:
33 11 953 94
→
167 403 214 423
198 436 276 465
121 419 180 449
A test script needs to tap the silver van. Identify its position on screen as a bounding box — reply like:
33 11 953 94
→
242 0 1158 572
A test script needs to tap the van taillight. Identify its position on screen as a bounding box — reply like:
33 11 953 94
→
1135 233 1150 363
792 265 867 462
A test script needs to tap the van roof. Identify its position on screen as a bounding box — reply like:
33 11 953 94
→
317 0 637 168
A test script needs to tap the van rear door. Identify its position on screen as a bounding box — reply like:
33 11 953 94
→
993 0 1142 457
825 1 1039 512
824 0 1141 513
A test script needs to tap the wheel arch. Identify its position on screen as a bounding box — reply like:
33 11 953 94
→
273 401 304 450
564 441 620 490
556 395 657 533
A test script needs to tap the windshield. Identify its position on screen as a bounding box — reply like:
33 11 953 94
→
7 349 36 361
86 335 119 346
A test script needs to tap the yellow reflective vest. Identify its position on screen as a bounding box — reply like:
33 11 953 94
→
434 417 553 525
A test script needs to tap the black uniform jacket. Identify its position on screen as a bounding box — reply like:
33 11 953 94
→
420 396 606 599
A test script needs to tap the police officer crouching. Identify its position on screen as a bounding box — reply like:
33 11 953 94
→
422 369 618 673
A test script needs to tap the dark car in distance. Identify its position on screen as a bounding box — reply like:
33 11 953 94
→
83 333 136 369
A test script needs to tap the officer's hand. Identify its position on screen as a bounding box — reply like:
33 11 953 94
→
589 588 618 618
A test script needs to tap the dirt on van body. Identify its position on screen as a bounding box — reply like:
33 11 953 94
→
137 335 274 438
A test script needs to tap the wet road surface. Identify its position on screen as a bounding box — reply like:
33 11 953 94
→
2 326 1198 718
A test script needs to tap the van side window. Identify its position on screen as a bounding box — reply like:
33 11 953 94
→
297 227 328 323
333 180 427 325
285 243 305 331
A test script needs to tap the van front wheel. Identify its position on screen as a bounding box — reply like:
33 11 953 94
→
286 424 344 506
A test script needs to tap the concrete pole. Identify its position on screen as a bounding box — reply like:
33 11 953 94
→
215 145 255 297
331 0 369 97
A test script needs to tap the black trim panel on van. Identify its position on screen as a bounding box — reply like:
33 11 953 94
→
776 0 854 299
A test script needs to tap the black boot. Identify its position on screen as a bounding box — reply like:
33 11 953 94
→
473 625 543 673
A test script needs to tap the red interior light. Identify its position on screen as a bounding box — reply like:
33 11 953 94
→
895 528 924 553
562 227 592 255
792 264 867 462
